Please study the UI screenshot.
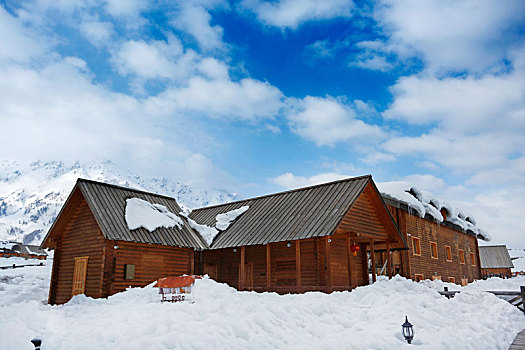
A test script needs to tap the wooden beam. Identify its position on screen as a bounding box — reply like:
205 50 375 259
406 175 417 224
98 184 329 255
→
266 244 271 289
346 236 353 289
370 239 376 283
296 240 302 288
190 248 195 275
386 241 391 279
325 236 332 293
240 246 245 291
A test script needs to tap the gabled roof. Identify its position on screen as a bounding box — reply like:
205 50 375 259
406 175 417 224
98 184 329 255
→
190 175 405 249
479 245 514 269
42 179 208 250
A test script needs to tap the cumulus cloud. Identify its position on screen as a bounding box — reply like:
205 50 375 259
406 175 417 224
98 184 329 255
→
79 19 114 46
286 96 385 146
239 0 354 29
372 0 525 74
271 172 351 189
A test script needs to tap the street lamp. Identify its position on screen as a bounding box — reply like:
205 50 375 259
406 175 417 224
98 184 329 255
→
401 316 414 344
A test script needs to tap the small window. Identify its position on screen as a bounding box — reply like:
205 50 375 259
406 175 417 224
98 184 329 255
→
414 274 424 282
449 277 456 283
470 252 476 266
461 278 468 286
124 264 135 280
430 242 438 259
431 275 441 281
445 246 452 262
412 237 421 256
459 250 465 264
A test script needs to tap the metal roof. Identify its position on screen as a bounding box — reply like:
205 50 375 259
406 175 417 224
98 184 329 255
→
190 175 374 249
75 179 207 250
479 245 514 269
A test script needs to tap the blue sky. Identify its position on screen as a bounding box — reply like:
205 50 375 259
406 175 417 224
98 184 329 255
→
1 0 525 247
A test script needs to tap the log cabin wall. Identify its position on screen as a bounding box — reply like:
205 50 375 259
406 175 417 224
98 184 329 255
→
51 197 105 304
389 206 480 283
109 241 193 294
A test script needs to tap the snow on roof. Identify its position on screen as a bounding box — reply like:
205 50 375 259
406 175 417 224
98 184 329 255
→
25 245 47 256
187 218 218 246
377 181 491 241
215 206 249 231
0 241 17 251
125 198 183 232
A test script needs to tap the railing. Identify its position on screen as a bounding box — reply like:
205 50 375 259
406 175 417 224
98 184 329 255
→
439 286 525 314
0 262 45 270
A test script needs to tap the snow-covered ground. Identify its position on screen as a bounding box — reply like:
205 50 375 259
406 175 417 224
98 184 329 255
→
1 257 524 350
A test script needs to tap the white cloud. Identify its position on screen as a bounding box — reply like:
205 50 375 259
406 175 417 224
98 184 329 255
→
271 172 351 189
286 96 384 146
150 76 284 121
170 0 229 51
360 151 396 165
104 0 148 18
112 36 199 82
0 6 48 63
239 0 354 29
373 0 525 74
400 174 446 193
79 19 114 46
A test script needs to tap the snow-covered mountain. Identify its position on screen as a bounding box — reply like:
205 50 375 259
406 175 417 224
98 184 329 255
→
0 160 237 245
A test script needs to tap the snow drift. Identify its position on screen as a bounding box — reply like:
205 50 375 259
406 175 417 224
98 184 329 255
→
1 257 525 349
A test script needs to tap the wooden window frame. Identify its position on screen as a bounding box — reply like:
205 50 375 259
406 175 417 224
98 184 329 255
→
412 237 421 256
449 277 456 283
430 241 438 260
445 245 452 262
414 274 424 282
459 249 465 264
431 275 441 281
470 252 476 266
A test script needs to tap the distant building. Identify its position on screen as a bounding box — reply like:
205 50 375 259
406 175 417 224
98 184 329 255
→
479 245 514 278
0 241 47 260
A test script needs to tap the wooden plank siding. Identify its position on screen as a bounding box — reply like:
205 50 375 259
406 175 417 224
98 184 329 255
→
51 197 106 304
388 206 481 283
110 241 194 293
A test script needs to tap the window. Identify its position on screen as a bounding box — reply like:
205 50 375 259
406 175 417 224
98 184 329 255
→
470 252 476 266
459 250 465 264
432 275 441 281
412 237 421 256
461 278 468 286
430 242 438 259
414 274 424 282
124 264 135 279
449 277 456 283
445 246 452 262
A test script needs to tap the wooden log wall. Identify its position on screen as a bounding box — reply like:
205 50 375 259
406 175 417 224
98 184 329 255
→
51 197 106 304
388 206 481 283
110 241 193 294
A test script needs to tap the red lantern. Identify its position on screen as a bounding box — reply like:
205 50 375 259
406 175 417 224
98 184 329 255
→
350 243 360 256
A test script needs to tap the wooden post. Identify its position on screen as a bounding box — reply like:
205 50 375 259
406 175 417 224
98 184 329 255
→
190 248 195 275
345 236 353 289
360 243 368 285
444 286 450 299
48 239 61 305
266 244 271 289
240 246 245 291
386 241 391 279
325 236 332 293
370 239 376 283
296 240 302 289
520 286 525 314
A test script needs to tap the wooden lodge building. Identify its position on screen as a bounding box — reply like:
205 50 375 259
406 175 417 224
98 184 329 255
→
479 245 514 278
42 175 489 304
41 179 207 305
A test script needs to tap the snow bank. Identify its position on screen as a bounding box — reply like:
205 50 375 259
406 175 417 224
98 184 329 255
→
0 241 16 251
125 198 183 232
377 181 491 241
2 260 525 350
187 218 218 246
215 206 249 231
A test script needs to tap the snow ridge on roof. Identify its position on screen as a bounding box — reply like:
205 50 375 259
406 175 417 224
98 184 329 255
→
125 198 183 232
377 181 491 241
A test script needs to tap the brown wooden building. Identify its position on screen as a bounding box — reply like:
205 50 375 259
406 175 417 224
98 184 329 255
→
190 175 408 293
1 242 48 260
382 196 483 285
41 179 207 305
479 245 514 278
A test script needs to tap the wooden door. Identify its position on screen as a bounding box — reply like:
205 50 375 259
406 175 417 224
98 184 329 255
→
239 262 254 290
72 256 89 296
203 263 218 280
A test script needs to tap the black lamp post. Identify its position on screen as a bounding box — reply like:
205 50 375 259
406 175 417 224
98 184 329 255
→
402 316 414 344
31 338 42 350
